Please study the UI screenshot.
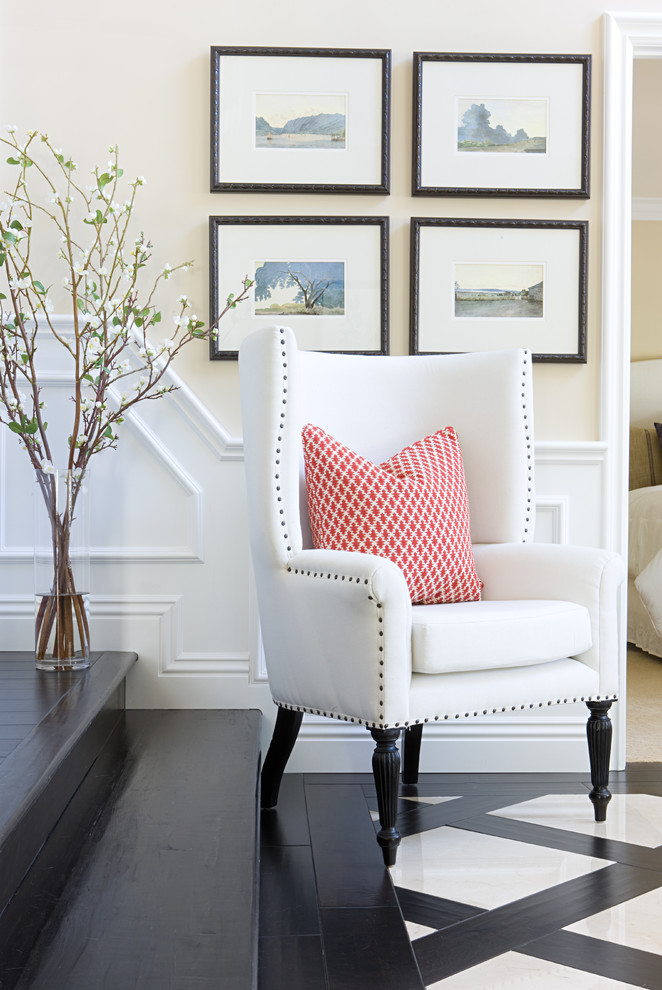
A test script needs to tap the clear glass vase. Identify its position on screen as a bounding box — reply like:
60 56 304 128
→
34 467 91 671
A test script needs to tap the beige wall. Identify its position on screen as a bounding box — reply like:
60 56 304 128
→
3 0 662 441
632 221 662 361
633 59 662 198
632 60 662 362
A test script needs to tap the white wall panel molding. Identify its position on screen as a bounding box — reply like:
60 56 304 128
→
535 497 569 545
602 11 662 768
0 591 250 674
0 378 205 564
632 196 662 220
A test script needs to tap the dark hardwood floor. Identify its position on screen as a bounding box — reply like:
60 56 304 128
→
0 654 261 990
259 766 662 989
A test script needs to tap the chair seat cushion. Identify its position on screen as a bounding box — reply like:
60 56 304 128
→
411 599 592 674
302 424 481 605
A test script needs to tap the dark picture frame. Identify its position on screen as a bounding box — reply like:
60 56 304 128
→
209 215 389 360
210 46 391 194
412 53 591 198
410 217 588 363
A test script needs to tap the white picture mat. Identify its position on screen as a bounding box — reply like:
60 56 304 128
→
420 60 584 190
217 55 383 184
417 225 580 354
213 223 384 353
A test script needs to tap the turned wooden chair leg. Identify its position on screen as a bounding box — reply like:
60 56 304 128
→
586 700 613 822
261 707 303 809
370 727 402 867
402 724 424 785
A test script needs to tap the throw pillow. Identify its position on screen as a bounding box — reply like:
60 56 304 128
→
301 424 481 605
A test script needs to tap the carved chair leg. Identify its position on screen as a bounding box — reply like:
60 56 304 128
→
586 701 613 822
370 727 402 867
402 724 424 785
261 707 303 810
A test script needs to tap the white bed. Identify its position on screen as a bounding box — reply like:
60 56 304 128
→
629 358 662 657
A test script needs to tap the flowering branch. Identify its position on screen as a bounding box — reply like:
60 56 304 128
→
0 127 252 483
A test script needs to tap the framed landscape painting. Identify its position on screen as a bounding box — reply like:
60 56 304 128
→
410 218 587 362
209 216 389 359
210 47 391 193
412 53 591 197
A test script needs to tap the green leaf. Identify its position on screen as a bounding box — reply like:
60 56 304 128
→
9 220 23 231
8 422 22 434
2 231 17 244
97 172 112 189
21 353 29 365
152 311 161 324
103 425 114 439
0 292 6 300
6 156 21 166
33 281 46 295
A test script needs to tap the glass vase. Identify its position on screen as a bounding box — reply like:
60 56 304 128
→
34 467 91 671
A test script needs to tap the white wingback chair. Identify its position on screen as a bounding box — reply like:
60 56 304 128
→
239 326 625 866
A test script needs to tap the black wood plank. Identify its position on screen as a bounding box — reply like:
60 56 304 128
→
0 653 136 918
305 782 397 909
459 812 662 870
521 929 662 990
261 773 311 847
258 935 327 990
395 886 485 931
13 710 261 990
0 716 131 989
260 845 321 937
319 907 424 990
414 862 662 985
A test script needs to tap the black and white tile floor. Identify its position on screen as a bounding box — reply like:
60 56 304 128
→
259 765 662 990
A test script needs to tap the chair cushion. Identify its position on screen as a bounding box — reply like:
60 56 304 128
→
302 423 481 605
411 599 592 674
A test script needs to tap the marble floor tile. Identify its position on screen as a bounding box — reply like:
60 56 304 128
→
490 793 662 847
425 949 641 989
389 825 611 910
566 885 662 955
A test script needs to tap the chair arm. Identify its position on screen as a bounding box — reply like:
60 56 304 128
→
472 543 626 692
258 549 413 727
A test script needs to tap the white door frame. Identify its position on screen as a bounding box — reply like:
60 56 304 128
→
603 12 662 766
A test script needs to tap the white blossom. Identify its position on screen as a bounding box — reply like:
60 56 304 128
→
5 124 17 134
41 459 54 474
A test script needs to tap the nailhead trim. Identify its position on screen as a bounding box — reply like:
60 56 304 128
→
272 692 618 730
522 349 533 541
274 333 293 552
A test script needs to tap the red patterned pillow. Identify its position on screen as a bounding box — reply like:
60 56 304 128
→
302 424 481 605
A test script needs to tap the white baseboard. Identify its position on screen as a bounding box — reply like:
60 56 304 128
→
280 713 603 774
